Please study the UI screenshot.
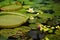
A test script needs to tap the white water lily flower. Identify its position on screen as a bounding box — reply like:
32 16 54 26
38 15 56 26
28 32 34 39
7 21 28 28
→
47 26 50 27
30 16 34 20
27 8 35 13
43 28 49 32
51 27 55 29
56 26 60 28
44 25 46 28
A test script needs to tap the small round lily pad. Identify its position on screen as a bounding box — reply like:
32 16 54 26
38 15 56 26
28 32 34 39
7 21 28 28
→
0 12 28 28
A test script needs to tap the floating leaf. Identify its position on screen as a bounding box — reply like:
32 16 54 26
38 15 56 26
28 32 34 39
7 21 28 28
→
1 4 22 11
29 24 37 29
0 12 28 28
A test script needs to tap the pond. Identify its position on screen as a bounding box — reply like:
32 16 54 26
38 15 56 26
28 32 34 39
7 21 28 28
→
0 0 60 40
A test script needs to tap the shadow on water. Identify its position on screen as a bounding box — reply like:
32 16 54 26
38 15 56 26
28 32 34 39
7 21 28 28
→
28 29 46 40
21 21 30 26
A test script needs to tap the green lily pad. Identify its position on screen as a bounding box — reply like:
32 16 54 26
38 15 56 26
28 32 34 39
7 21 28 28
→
0 26 30 38
29 24 37 29
38 13 53 19
1 4 22 11
47 34 60 40
0 12 28 28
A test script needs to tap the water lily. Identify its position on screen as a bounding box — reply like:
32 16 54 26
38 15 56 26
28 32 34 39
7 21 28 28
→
43 25 47 28
56 26 60 28
47 26 50 27
27 8 35 13
30 16 34 20
51 27 55 29
43 28 49 32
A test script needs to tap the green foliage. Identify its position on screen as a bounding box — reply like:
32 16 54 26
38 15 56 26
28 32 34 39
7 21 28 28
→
32 0 43 3
47 34 60 40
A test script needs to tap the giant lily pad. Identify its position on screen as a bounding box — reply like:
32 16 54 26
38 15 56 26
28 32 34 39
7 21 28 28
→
1 4 22 11
0 12 28 28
